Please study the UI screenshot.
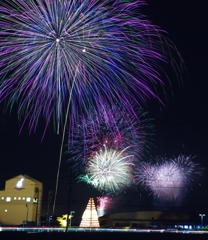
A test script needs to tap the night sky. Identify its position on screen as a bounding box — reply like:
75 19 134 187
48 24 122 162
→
0 0 208 225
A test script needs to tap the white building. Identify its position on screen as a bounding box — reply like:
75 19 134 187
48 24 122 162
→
0 174 43 226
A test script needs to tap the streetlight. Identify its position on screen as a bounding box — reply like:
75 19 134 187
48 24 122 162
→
25 204 29 226
69 211 75 228
199 213 205 228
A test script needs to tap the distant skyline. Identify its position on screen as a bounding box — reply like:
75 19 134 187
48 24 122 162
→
0 0 208 224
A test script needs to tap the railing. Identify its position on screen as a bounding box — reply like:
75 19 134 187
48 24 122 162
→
0 226 208 234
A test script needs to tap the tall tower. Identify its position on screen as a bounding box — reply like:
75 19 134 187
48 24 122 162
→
79 198 100 228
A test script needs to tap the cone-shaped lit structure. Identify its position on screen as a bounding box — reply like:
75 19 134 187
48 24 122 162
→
79 198 100 228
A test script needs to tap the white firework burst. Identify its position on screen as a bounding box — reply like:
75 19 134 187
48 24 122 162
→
135 155 200 201
78 146 134 193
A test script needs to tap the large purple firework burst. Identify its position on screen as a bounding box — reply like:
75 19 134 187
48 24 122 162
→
135 155 201 201
0 0 177 133
67 106 153 175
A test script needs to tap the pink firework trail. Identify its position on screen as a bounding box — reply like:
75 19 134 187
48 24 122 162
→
97 196 112 217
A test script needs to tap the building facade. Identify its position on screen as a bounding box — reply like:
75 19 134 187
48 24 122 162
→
0 174 43 226
99 211 194 229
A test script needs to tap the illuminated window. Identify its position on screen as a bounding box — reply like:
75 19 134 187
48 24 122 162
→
18 197 21 200
33 198 38 203
26 197 31 202
14 197 17 200
5 209 8 212
16 177 24 188
1 197 4 200
6 197 11 202
23 197 25 200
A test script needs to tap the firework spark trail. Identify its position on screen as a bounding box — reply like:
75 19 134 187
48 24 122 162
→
0 0 172 132
78 146 134 193
97 196 112 217
135 155 200 201
67 106 153 175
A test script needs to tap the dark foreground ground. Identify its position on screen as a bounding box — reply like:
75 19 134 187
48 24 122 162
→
1 231 208 240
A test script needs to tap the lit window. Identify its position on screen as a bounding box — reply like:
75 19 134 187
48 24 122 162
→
33 198 38 203
6 197 11 202
1 197 4 200
18 197 21 200
14 197 17 200
26 197 31 202
5 209 8 212
23 197 25 200
16 177 24 188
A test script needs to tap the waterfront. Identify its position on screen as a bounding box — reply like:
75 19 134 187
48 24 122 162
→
1 227 208 240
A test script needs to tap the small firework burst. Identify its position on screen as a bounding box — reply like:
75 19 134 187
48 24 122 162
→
135 155 201 201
